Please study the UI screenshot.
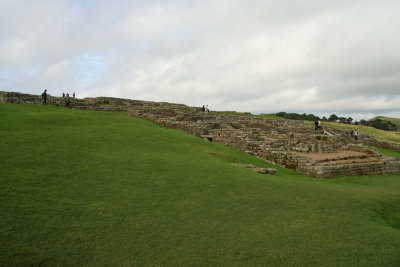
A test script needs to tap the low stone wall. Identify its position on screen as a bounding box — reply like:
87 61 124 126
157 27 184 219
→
1 91 82 108
0 91 198 112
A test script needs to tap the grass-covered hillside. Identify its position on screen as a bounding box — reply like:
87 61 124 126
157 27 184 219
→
373 116 400 130
1 103 400 266
323 121 400 145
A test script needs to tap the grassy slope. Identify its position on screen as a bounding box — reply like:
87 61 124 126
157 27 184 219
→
1 103 400 266
373 147 400 160
322 121 400 145
374 116 400 130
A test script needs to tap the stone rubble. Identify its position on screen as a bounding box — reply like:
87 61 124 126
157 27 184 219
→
125 106 400 178
231 163 278 174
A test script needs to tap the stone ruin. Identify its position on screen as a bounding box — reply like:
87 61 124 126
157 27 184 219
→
2 91 400 178
0 91 191 112
127 107 400 178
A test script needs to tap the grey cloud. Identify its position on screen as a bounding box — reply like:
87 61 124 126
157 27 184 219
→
0 0 399 120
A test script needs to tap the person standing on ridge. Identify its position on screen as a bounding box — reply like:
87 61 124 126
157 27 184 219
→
42 90 48 105
65 93 70 107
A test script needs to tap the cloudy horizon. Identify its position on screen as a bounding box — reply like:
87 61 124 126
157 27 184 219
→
1 0 399 120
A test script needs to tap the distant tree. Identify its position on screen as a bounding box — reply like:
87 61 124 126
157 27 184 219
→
328 114 339 122
276 112 287 118
291 113 301 120
339 117 347 124
275 112 320 122
367 119 398 131
322 116 328 121
346 117 353 124
305 114 320 121
358 118 397 131
388 121 398 131
354 121 359 125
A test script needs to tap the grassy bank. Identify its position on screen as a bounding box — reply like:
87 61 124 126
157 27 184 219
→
1 103 400 266
323 121 400 145
373 147 400 160
374 116 400 130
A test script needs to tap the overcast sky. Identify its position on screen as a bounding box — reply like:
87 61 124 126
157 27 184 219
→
1 0 399 120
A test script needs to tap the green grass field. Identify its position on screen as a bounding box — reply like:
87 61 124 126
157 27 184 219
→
1 103 400 266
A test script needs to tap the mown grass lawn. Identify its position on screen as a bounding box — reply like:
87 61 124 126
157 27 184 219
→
1 103 400 266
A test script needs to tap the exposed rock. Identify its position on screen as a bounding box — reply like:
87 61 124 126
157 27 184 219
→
231 163 277 175
254 168 278 174
231 163 256 168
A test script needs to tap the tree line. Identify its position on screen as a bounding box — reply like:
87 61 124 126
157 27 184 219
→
359 118 397 131
275 112 397 131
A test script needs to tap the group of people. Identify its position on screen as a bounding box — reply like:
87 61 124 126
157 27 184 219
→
314 118 359 141
41 90 76 106
201 105 209 113
62 92 75 106
62 92 75 98
63 93 72 106
314 120 322 130
347 129 359 140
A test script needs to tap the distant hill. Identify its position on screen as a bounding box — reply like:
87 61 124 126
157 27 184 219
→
373 116 400 129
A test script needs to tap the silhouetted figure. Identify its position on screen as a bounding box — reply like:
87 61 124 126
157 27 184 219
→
201 105 205 112
73 92 75 98
314 121 318 130
42 90 48 105
62 93 65 98
65 93 70 107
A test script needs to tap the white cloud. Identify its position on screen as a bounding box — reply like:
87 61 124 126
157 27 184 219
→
1 0 399 120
